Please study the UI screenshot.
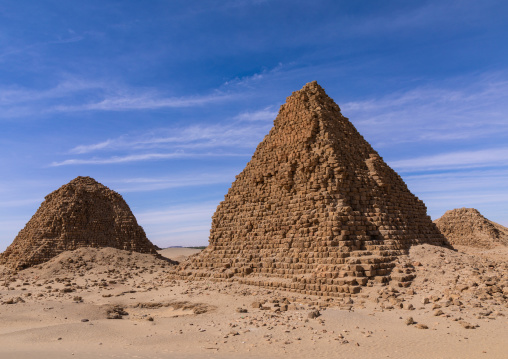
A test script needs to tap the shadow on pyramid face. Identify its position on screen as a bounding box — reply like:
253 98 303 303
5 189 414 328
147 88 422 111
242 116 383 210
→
0 176 159 270
172 81 447 296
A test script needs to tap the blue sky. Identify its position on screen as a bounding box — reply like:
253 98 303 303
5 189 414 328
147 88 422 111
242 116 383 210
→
1 0 507 250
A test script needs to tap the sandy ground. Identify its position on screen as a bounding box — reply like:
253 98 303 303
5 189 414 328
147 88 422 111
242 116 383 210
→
0 245 506 359
157 248 202 263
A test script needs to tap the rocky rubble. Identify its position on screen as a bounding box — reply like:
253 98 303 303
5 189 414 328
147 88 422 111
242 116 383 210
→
0 247 172 305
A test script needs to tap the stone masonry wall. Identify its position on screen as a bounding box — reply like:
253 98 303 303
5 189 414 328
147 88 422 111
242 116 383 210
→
0 176 157 269
174 81 446 296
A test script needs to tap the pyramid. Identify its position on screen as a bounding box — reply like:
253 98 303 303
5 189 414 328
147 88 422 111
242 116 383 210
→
0 176 157 269
435 208 508 248
175 81 446 296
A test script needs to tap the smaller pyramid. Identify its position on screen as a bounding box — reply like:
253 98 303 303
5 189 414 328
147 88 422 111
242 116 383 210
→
0 176 157 269
435 208 508 248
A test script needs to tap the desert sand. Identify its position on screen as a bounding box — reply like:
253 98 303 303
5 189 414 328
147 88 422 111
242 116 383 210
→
0 83 506 358
0 245 506 359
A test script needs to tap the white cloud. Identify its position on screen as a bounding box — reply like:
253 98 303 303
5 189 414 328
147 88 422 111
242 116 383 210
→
0 198 42 208
389 147 508 172
58 107 276 166
341 1 493 39
68 115 274 156
399 168 508 226
53 92 233 112
111 172 236 192
135 202 217 247
404 169 508 193
0 78 236 119
50 151 248 166
222 62 289 88
342 75 508 146
234 107 277 122
70 139 114 154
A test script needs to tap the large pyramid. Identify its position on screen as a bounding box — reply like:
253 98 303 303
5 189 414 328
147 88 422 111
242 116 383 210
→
176 81 446 296
0 176 157 269
435 208 508 248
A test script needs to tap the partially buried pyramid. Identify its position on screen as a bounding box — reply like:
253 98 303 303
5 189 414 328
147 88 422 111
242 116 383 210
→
435 208 508 249
176 81 446 296
0 176 157 269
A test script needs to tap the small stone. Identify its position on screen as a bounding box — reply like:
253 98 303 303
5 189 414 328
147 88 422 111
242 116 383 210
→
404 303 414 310
459 321 475 329
308 310 321 319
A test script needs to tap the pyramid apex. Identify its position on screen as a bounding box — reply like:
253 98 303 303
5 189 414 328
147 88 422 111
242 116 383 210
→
293 81 327 97
281 81 340 117
302 80 322 90
70 176 99 184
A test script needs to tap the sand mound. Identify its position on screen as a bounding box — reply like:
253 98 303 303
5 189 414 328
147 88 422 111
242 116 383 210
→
409 244 508 295
175 81 445 296
29 247 174 278
361 243 508 319
434 208 508 248
0 176 158 269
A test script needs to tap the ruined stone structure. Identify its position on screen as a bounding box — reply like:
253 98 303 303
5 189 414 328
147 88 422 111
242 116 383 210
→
0 176 157 269
435 208 508 248
175 81 446 296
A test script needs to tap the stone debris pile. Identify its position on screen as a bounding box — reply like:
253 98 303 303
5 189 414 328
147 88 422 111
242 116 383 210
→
174 81 446 295
0 176 157 269
435 207 508 248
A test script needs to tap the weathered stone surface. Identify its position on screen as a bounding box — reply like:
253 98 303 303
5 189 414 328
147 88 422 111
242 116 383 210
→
0 176 157 269
174 81 446 296
435 208 508 248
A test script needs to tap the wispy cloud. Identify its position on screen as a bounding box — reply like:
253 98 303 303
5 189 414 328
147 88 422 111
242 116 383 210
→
135 202 217 247
0 77 236 119
71 140 114 154
111 172 236 192
390 147 508 172
0 198 42 208
222 62 292 88
404 169 508 194
403 168 508 216
234 107 277 122
0 33 85 63
392 162 508 226
343 74 508 146
59 107 276 166
343 1 486 38
51 151 248 167
69 119 272 155
53 92 233 112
